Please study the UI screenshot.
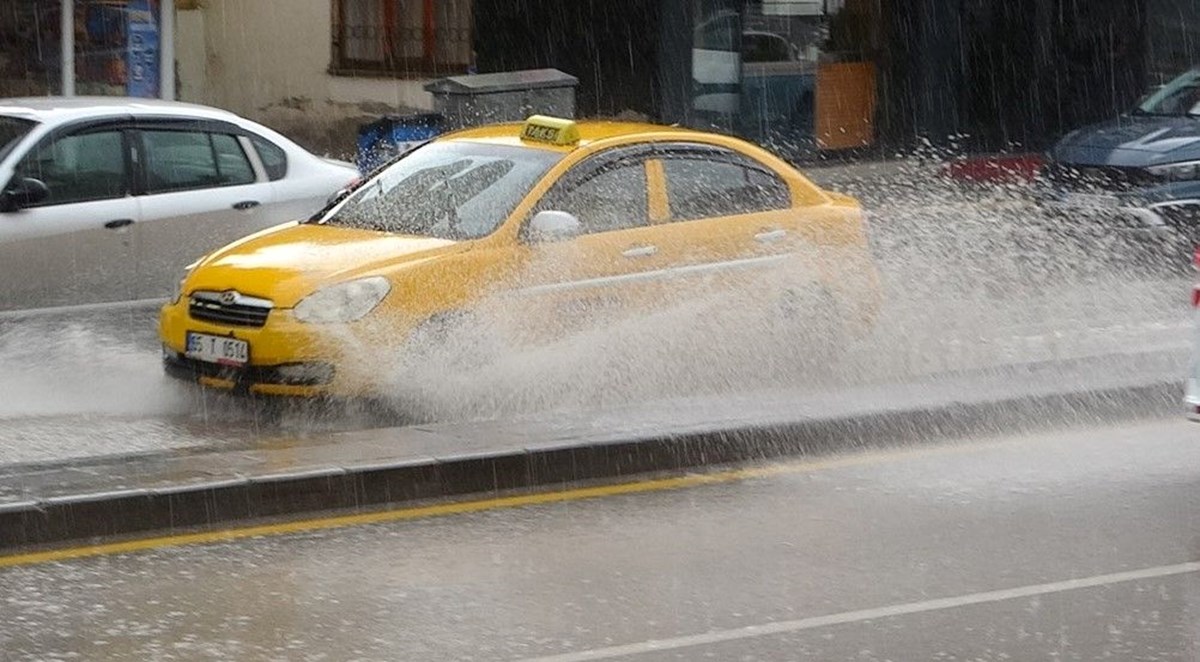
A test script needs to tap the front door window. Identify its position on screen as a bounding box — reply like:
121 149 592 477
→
14 129 127 206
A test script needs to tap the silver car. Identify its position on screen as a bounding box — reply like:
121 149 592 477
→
0 97 359 313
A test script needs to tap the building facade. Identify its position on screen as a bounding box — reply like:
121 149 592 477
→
2 0 1200 160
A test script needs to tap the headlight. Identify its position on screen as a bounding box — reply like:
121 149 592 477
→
293 277 391 324
170 259 202 305
1147 160 1200 181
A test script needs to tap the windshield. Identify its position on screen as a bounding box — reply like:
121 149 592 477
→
1137 68 1200 116
0 115 35 162
322 141 562 239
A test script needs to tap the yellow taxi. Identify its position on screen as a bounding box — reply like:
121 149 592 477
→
159 116 880 398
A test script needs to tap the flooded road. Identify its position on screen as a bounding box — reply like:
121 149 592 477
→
3 417 1198 660
0 171 1191 464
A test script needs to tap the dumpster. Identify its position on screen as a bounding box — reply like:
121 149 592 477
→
355 112 444 173
424 68 578 129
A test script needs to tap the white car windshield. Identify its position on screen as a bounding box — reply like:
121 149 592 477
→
322 141 562 240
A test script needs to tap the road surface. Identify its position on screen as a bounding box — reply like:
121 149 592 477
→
3 417 1200 660
0 182 1191 465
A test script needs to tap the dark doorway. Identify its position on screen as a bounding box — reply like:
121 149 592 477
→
473 0 663 119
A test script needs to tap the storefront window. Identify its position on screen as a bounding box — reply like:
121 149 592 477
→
0 0 161 97
691 0 743 132
684 0 881 160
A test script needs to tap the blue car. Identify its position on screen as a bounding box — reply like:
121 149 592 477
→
1041 68 1200 258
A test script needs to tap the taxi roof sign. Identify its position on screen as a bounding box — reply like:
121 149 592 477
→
520 115 580 146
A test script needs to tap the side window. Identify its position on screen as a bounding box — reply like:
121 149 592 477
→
15 130 127 206
662 151 791 221
251 135 288 181
539 158 649 235
142 130 255 193
212 134 256 184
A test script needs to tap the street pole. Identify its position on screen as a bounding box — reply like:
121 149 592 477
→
60 0 74 96
159 0 175 100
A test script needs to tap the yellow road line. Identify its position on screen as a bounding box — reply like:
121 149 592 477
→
0 440 995 570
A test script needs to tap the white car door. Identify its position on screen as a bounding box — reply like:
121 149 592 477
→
0 123 140 311
131 122 277 299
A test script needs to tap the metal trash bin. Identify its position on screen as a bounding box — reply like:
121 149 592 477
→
355 112 444 173
424 69 578 129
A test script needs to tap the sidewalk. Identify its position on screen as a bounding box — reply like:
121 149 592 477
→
1 347 1184 549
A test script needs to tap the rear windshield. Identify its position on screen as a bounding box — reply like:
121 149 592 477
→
321 141 562 240
0 116 36 162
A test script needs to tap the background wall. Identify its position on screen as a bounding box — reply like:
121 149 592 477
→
176 0 434 157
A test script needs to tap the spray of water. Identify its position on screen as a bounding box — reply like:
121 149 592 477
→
321 163 1192 423
0 162 1189 457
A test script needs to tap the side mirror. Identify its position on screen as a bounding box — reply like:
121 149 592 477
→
0 177 49 212
527 210 582 243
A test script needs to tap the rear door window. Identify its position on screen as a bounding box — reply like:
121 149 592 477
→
141 130 256 193
659 147 790 221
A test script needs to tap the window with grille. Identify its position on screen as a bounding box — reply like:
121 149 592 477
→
332 0 473 77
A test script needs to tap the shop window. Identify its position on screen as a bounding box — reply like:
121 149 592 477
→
332 0 473 77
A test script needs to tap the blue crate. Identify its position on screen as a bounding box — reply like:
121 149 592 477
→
356 113 444 174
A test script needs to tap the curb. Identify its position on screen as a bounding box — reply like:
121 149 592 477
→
0 378 1182 551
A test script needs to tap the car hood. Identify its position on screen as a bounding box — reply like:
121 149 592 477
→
1054 115 1200 166
185 222 463 307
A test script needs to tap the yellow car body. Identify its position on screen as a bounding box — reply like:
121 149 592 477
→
159 116 880 398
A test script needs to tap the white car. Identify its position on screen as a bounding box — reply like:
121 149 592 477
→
0 97 359 312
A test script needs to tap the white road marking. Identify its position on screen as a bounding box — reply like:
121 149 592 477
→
520 561 1200 662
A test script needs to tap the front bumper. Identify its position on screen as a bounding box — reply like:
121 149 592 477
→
159 300 383 398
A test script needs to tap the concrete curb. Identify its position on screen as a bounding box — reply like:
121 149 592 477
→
0 378 1182 551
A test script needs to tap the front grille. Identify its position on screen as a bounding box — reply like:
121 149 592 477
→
1043 162 1156 192
188 290 273 327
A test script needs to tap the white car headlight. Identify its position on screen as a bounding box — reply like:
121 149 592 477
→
293 277 391 324
1148 160 1200 181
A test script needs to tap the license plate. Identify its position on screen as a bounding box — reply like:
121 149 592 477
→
185 332 249 367
1061 192 1119 209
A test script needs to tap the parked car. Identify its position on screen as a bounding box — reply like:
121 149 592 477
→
0 97 359 312
1039 68 1200 260
160 115 881 399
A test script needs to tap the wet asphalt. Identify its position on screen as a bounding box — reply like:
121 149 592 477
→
3 417 1200 660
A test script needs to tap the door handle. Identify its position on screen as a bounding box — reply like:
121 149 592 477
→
103 218 134 230
754 229 788 243
233 200 261 211
621 245 659 258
